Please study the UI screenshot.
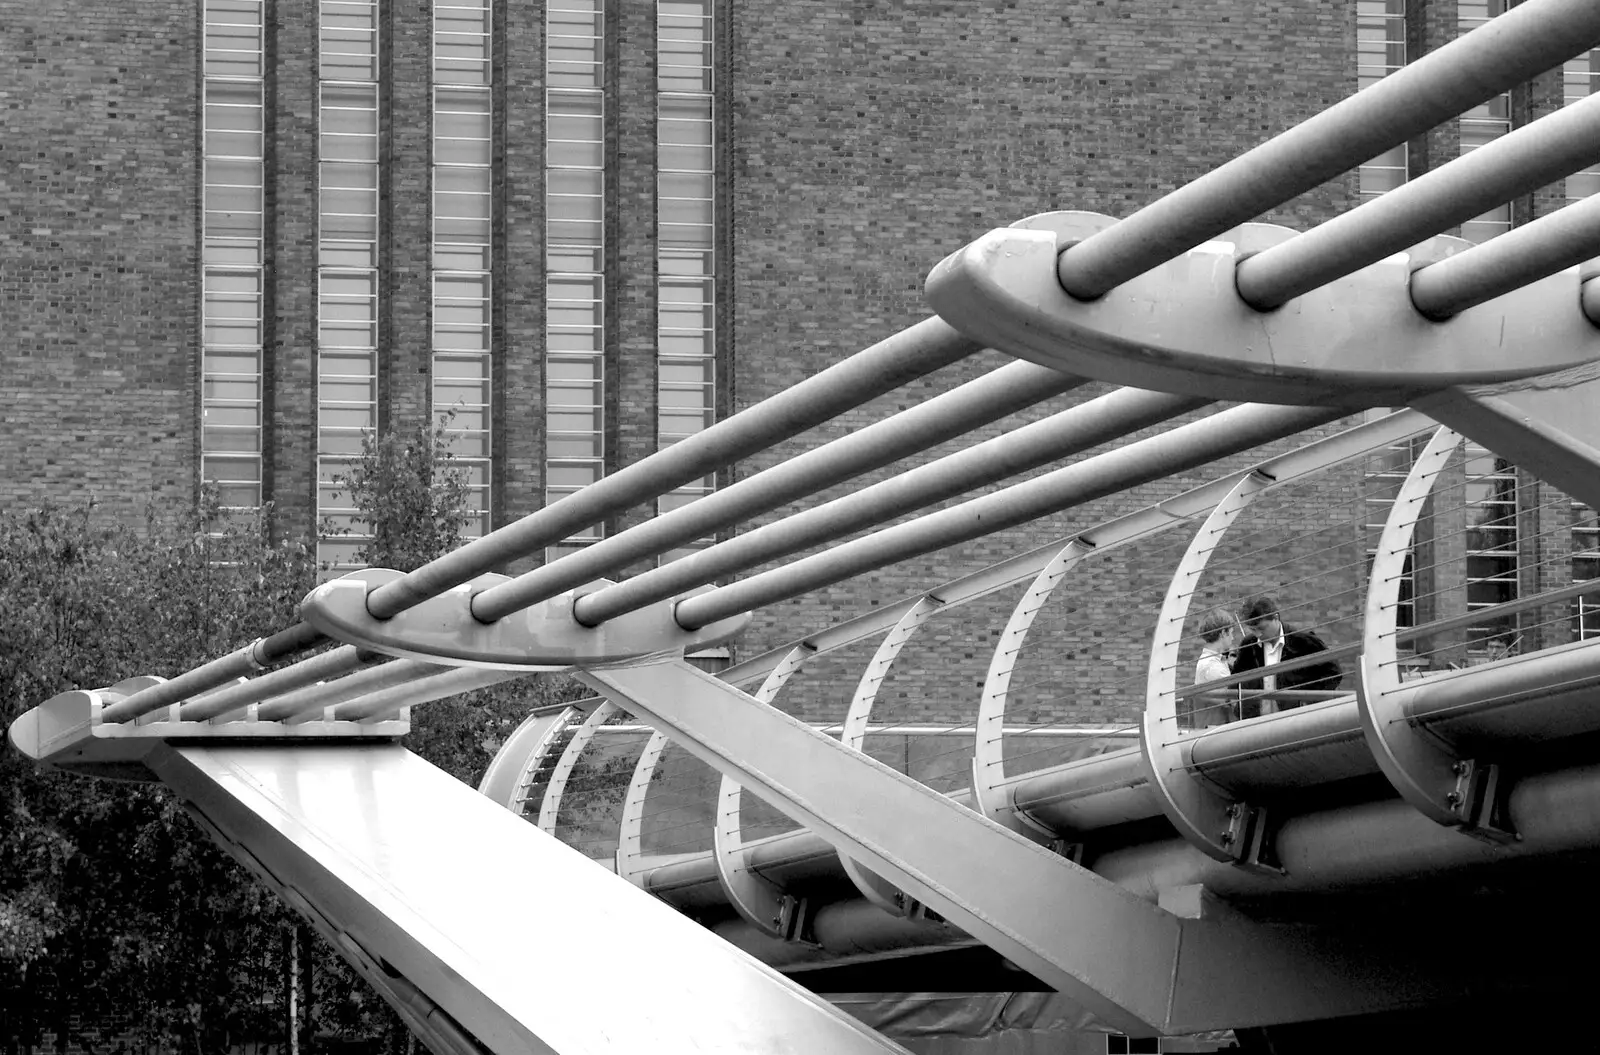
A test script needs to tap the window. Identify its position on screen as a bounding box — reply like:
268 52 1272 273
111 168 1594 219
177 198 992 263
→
656 0 717 563
433 1 493 539
317 0 381 571
1356 0 1407 200
1567 51 1600 202
545 2 607 561
1459 2 1511 242
1464 444 1519 650
1363 422 1422 632
202 0 265 520
1574 503 1600 639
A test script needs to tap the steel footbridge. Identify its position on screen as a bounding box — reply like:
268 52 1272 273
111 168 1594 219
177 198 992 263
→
14 1 1600 1049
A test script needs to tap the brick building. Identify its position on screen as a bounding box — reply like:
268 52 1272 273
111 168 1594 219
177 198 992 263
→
4 0 1598 739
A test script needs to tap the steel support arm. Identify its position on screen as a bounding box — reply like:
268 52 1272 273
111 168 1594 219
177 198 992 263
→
579 657 1462 1035
1414 366 1600 512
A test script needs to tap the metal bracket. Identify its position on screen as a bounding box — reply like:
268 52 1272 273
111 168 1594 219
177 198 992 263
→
616 729 671 889
837 595 941 917
713 645 819 942
477 704 580 813
924 210 1600 407
713 776 819 945
972 538 1096 842
1357 426 1518 844
535 700 617 836
301 568 749 669
1142 472 1283 872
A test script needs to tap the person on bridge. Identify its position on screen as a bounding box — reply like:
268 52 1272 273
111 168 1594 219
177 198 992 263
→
1231 595 1342 718
1189 607 1241 728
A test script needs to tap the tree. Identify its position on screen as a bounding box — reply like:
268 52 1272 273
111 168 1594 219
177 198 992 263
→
325 417 587 788
1 421 592 1051
0 498 319 1050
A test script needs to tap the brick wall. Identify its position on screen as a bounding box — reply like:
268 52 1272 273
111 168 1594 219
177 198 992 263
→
0 0 199 519
725 0 1361 723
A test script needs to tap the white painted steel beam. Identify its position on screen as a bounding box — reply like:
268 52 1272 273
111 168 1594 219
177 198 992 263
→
148 742 914 1055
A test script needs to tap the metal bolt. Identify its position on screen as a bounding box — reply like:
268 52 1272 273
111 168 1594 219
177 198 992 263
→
1446 791 1462 806
1219 830 1235 845
1451 761 1468 776
1225 803 1241 818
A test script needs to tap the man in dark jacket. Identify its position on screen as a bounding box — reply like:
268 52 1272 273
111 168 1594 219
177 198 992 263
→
1231 595 1342 718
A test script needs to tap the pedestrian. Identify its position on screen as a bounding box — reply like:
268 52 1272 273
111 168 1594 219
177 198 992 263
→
1231 594 1342 718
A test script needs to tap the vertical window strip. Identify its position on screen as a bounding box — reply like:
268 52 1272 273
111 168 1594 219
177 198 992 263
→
1575 503 1600 640
1459 1 1511 242
202 0 266 522
655 0 715 565
317 0 381 571
1356 0 1407 201
1464 444 1520 651
545 1 606 562
1566 50 1600 202
433 0 493 540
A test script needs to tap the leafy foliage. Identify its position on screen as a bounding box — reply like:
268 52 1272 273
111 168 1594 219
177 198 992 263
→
324 415 474 575
0 499 317 1048
1 421 586 1049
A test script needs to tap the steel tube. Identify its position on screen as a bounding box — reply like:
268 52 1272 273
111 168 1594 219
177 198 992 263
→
674 404 1342 630
331 667 528 721
578 388 1209 627
100 642 264 724
255 658 445 722
257 621 327 662
178 645 379 722
1409 191 1600 319
473 361 1084 621
1584 277 1600 325
639 755 1600 916
362 318 979 622
1056 0 1600 300
98 623 327 724
1236 93 1600 309
1096 757 1600 900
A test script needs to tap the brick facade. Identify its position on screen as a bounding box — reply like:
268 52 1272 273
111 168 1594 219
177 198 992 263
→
1 0 199 519
2 0 1592 735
